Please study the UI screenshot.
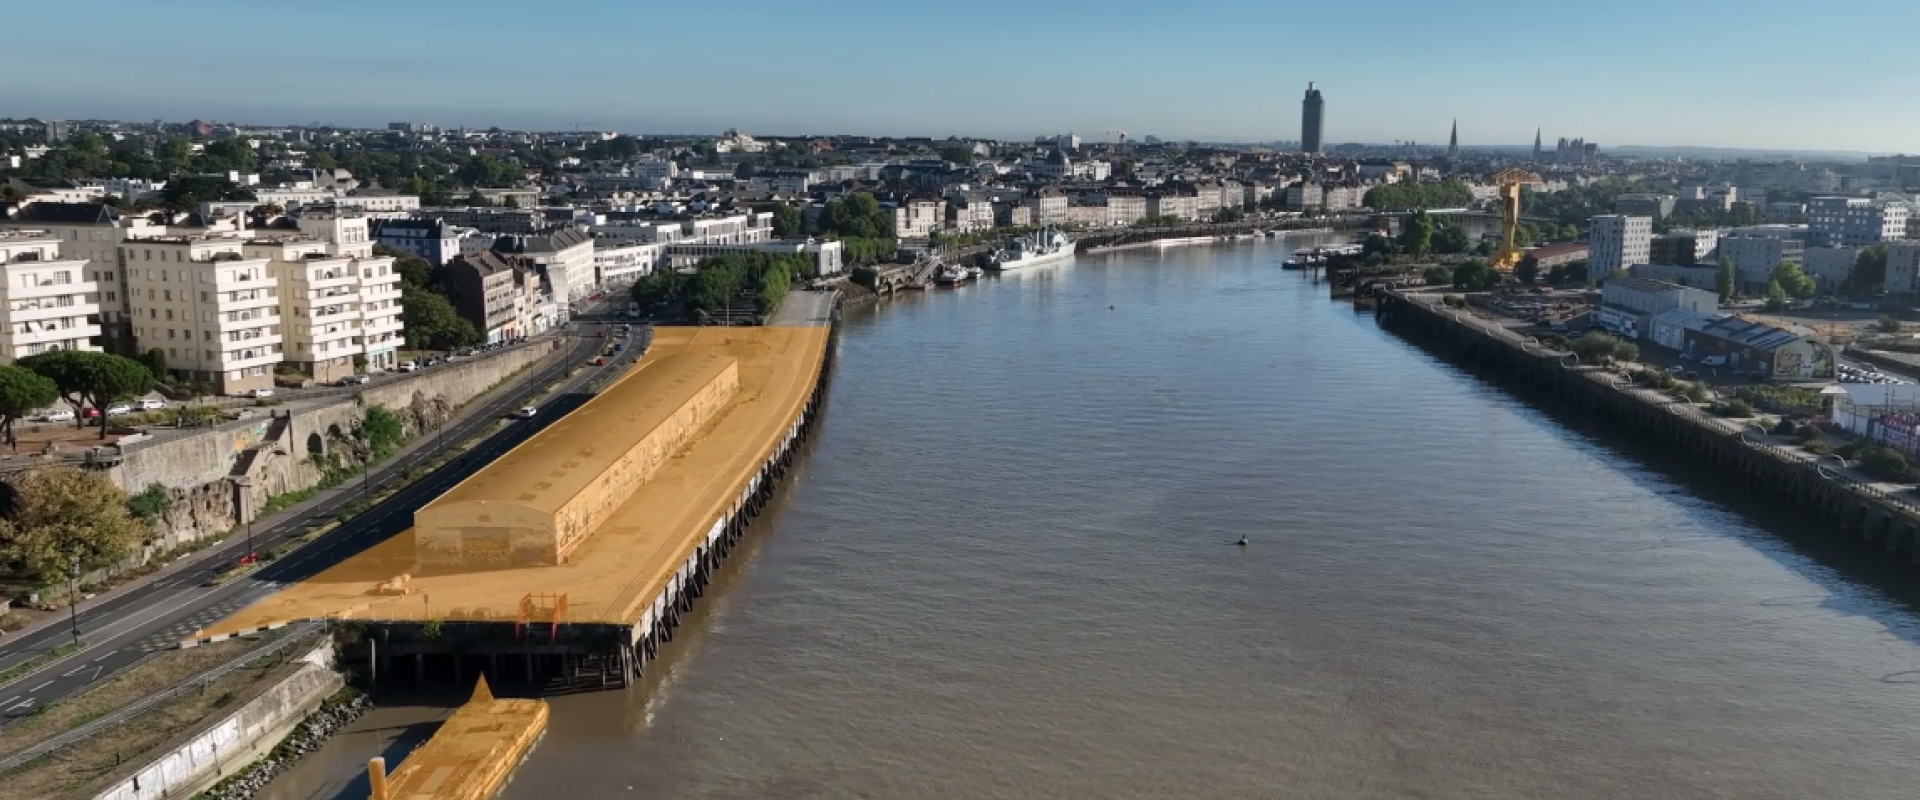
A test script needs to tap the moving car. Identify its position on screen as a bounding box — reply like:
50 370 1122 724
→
246 388 275 399
512 406 538 420
105 403 132 416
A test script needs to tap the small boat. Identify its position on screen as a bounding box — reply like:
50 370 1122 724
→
934 264 971 286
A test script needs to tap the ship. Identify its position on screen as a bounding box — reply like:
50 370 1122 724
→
985 226 1076 271
934 264 975 286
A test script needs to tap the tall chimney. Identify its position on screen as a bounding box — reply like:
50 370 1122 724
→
368 757 391 800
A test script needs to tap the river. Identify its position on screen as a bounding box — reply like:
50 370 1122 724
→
269 237 1920 799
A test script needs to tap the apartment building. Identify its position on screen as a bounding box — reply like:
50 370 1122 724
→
1807 196 1908 248
1883 242 1920 296
0 201 171 353
121 234 280 394
0 230 102 361
443 250 521 344
1719 228 1807 293
241 235 401 382
491 228 593 307
591 239 661 287
372 217 474 265
891 199 945 239
1587 215 1653 278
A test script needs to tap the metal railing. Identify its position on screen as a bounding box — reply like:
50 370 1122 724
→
0 622 324 775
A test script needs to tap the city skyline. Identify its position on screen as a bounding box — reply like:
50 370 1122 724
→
1 0 1915 153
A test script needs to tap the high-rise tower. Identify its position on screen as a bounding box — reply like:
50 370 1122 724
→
1447 120 1459 160
1300 83 1324 154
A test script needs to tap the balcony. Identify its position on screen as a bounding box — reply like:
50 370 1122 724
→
362 316 403 337
216 312 280 333
295 269 358 290
218 344 282 369
8 300 103 324
9 322 104 348
308 304 357 324
8 277 102 302
216 292 280 314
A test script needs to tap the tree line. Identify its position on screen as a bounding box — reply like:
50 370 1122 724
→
1363 180 1474 212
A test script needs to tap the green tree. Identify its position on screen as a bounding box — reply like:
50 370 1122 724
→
1362 180 1475 212
1212 208 1245 224
1452 259 1498 291
0 365 58 447
0 466 144 583
1765 278 1789 311
763 204 802 237
394 255 435 289
1769 261 1817 299
17 351 153 438
160 176 256 212
1715 257 1735 301
1362 233 1395 258
937 144 976 165
310 150 338 170
1433 223 1472 255
1420 266 1451 285
399 287 480 351
820 193 892 239
630 272 683 308
135 347 167 379
1571 332 1634 364
1845 245 1888 297
1514 254 1540 285
359 406 406 461
457 154 518 187
1399 210 1434 259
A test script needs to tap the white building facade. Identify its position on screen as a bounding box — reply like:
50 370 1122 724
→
1587 215 1652 278
0 230 102 361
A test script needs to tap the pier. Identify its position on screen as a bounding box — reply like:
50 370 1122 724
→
368 677 547 800
194 295 840 691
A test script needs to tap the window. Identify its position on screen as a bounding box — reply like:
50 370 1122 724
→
201 292 209 302
165 309 173 320
163 290 172 301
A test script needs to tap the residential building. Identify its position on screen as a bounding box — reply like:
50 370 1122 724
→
335 192 421 214
945 194 995 232
1023 188 1069 227
1884 242 1920 296
891 199 945 239
1587 215 1652 278
1629 263 1721 292
1300 83 1324 153
372 218 468 265
1719 227 1808 293
1032 149 1075 180
0 201 170 353
1287 182 1323 210
1767 201 1807 223
0 230 102 361
591 240 660 287
1807 196 1909 248
1614 193 1676 219
1148 191 1199 222
1802 246 1860 292
491 228 594 306
1595 276 1719 340
443 251 520 343
1681 316 1834 381
244 233 401 381
121 234 280 394
1648 230 1719 266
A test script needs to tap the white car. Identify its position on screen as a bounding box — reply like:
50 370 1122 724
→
246 388 275 399
105 403 132 416
512 406 537 420
37 409 75 423
136 398 168 411
398 361 419 373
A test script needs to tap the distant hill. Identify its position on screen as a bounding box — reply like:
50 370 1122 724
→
1603 145 1895 163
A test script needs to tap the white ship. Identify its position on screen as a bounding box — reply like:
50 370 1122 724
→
985 227 1076 271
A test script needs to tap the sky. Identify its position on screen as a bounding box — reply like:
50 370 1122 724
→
3 0 1915 153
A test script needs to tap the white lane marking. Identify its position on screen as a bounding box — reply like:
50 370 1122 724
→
62 666 86 677
28 680 51 692
5 699 31 711
0 696 14 707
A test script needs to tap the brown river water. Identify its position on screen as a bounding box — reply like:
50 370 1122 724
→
263 238 1920 799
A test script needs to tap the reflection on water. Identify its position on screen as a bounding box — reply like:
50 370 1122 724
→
302 237 1920 799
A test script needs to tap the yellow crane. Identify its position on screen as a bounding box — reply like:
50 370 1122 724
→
1491 168 1543 271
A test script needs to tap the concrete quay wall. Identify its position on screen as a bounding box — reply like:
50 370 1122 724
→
93 638 342 800
1375 291 1920 561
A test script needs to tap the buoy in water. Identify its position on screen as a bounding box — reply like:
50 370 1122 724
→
1236 536 1248 546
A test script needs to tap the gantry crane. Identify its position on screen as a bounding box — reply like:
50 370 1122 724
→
1491 168 1543 271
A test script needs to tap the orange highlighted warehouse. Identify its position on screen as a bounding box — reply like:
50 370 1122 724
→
201 310 836 688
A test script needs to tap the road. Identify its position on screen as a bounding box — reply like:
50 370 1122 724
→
0 323 645 724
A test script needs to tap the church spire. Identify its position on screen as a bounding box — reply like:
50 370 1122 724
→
1447 119 1459 159
1533 127 1543 162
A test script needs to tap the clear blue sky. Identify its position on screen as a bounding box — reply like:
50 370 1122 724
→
4 0 1913 152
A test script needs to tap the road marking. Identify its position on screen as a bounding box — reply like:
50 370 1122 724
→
5 699 31 711
0 696 14 707
62 666 86 677
28 681 51 692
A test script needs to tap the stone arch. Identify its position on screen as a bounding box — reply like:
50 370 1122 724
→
306 431 324 456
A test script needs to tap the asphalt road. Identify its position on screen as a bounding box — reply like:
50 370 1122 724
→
0 323 644 724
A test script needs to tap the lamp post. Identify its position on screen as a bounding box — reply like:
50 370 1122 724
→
66 553 81 647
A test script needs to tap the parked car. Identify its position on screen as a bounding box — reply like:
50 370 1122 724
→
105 403 132 416
398 361 419 373
37 409 75 423
334 374 371 387
512 406 537 420
593 356 607 366
246 388 275 399
135 398 168 411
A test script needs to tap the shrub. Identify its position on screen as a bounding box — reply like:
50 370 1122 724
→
1859 446 1913 482
1709 399 1754 418
1772 419 1798 436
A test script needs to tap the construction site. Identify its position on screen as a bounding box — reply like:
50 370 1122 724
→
193 315 837 692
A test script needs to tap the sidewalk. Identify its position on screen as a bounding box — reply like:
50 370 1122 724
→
0 335 584 646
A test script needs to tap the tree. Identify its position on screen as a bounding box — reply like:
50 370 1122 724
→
937 144 976 165
1571 332 1636 365
160 176 256 212
1514 254 1540 285
0 466 144 583
1765 278 1789 311
137 348 168 382
1715 257 1736 301
1433 223 1471 255
399 287 479 351
764 203 802 237
1212 208 1245 224
17 351 153 438
1452 259 1498 291
1362 233 1394 258
310 150 338 170
1846 245 1888 298
1768 261 1817 299
1399 210 1433 259
1361 180 1475 212
1420 266 1452 285
197 137 258 174
394 255 435 289
820 193 892 239
630 272 683 308
0 365 58 448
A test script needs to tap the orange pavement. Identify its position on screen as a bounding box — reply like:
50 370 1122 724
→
197 325 828 636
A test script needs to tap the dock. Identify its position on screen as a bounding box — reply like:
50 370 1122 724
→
369 677 547 800
195 293 840 691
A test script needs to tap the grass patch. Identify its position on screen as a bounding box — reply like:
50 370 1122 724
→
0 631 306 798
0 640 84 688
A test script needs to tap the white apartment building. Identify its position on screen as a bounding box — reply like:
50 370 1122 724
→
0 202 171 353
1587 215 1653 278
592 240 661 287
1807 197 1908 248
491 228 593 306
1022 190 1069 227
244 236 400 381
892 199 946 239
122 234 282 394
0 230 102 361
335 193 421 214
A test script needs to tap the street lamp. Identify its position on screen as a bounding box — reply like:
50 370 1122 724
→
66 553 81 647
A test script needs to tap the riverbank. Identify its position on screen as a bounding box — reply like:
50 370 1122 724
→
1375 288 1920 563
